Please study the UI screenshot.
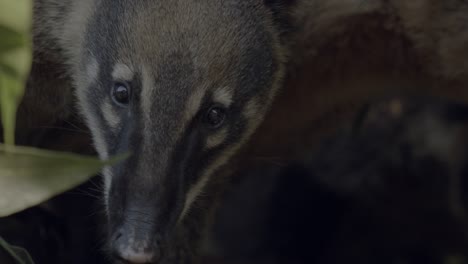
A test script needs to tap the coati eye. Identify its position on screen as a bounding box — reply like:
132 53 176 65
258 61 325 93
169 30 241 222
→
204 106 226 128
111 82 131 106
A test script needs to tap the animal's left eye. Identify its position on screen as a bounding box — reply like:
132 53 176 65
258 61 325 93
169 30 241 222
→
111 82 131 106
204 106 226 129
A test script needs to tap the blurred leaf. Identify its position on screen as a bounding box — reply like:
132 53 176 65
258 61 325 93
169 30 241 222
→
0 236 34 264
0 0 33 34
0 42 32 80
10 246 34 264
0 0 32 80
0 26 25 53
0 0 33 145
0 73 24 145
0 144 129 217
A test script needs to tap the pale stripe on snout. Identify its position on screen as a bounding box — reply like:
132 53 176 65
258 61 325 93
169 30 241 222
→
78 58 109 160
180 97 262 220
184 88 207 123
86 57 99 81
76 58 113 206
205 128 228 149
102 99 121 129
180 87 237 219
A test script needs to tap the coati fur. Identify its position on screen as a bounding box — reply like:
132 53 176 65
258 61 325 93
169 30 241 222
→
207 96 468 264
244 0 468 163
14 0 468 263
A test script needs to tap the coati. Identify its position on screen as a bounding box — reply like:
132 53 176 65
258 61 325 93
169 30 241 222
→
306 96 468 264
206 96 468 264
18 0 468 263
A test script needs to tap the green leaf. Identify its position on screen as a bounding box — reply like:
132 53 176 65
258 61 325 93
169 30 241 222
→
0 236 34 264
0 26 25 54
0 0 33 80
0 0 33 146
0 0 33 34
0 42 32 80
10 246 34 264
0 72 24 145
0 144 129 217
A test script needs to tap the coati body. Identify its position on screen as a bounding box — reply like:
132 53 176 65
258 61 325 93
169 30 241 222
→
19 0 468 263
209 96 468 264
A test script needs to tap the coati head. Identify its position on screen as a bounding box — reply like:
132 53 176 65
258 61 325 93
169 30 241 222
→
72 0 289 263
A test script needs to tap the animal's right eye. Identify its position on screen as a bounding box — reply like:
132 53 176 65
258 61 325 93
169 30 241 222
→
111 82 131 106
204 105 226 129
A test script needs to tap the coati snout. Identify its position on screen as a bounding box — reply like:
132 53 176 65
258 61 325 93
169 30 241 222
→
110 205 163 263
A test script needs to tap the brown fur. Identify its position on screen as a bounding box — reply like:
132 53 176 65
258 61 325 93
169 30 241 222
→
240 0 468 165
23 1 468 150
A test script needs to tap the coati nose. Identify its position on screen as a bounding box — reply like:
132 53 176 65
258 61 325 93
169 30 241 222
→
112 230 161 263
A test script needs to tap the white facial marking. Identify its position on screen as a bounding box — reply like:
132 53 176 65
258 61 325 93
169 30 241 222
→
179 150 232 219
86 58 99 81
141 65 155 130
102 166 113 211
213 87 234 107
87 116 108 160
244 98 260 120
205 128 228 149
102 99 121 129
184 87 207 122
102 167 112 191
112 63 134 81
179 93 274 220
76 59 109 160
180 175 209 219
75 59 114 209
